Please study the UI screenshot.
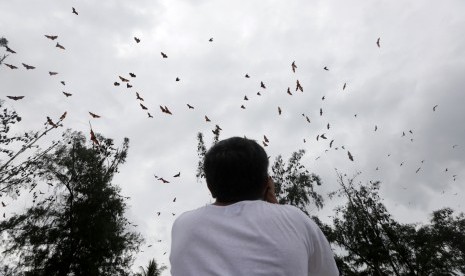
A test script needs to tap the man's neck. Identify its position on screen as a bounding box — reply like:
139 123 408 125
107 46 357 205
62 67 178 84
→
213 199 262 206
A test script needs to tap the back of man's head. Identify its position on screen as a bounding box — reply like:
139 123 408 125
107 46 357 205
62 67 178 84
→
204 137 269 203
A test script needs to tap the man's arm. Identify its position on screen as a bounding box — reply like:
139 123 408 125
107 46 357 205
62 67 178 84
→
307 219 339 276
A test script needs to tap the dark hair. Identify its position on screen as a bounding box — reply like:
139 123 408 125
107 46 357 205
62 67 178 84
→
204 137 269 203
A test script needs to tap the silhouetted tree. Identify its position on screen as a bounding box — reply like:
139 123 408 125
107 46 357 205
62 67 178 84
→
0 130 142 275
0 100 63 198
135 259 167 276
317 172 465 275
271 150 324 213
0 37 9 64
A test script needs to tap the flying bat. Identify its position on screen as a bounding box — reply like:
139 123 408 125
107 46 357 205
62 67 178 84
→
59 112 67 120
291 61 297 73
5 46 16 53
136 92 144 101
22 63 35 70
89 112 101 118
161 52 167 58
160 105 172 115
348 151 354 161
433 105 438 111
376 37 380 48
56 42 65 50
134 37 140 43
296 80 303 92
245 74 250 78
287 87 292 95
140 103 148 110
209 37 213 42
114 82 120 86
47 117 57 128
61 81 66 85
187 104 194 109
72 7 78 15
126 83 132 88
119 76 129 82
49 71 58 76
264 135 269 143
173 172 181 177
278 106 282 115
241 105 245 109
323 66 329 71
320 108 323 116
147 112 153 118
4 63 18 69
343 83 347 90
244 96 248 100
176 77 180 82
129 72 136 78
205 115 211 122
45 35 58 40
62 91 72 97
7 96 24 100
260 81 266 89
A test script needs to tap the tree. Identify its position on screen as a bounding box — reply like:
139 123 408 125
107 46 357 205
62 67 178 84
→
0 100 63 198
1 37 9 64
271 150 324 214
135 259 167 276
0 130 142 275
318 172 465 275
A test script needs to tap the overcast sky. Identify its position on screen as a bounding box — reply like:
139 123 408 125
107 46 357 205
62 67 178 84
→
1 0 465 273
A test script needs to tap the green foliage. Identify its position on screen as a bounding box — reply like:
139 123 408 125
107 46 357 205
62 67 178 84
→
319 172 465 275
271 150 324 214
0 100 62 198
135 259 167 276
0 130 142 275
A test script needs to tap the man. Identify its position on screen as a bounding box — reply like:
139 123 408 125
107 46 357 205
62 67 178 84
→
170 137 339 275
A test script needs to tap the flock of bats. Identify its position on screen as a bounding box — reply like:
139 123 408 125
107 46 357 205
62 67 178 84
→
1 6 460 257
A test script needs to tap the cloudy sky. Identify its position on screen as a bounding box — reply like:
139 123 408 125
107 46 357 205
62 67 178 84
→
1 0 465 272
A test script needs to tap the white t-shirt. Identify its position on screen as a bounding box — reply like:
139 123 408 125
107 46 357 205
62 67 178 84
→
170 200 339 276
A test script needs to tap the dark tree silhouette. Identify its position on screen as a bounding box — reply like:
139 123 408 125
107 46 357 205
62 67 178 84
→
135 258 167 276
0 130 142 275
0 100 63 198
1 37 9 64
317 172 465 275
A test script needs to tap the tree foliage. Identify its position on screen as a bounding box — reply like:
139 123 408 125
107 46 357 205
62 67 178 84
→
318 172 465 275
135 259 167 276
1 36 9 64
271 150 323 214
0 130 142 275
0 100 63 198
